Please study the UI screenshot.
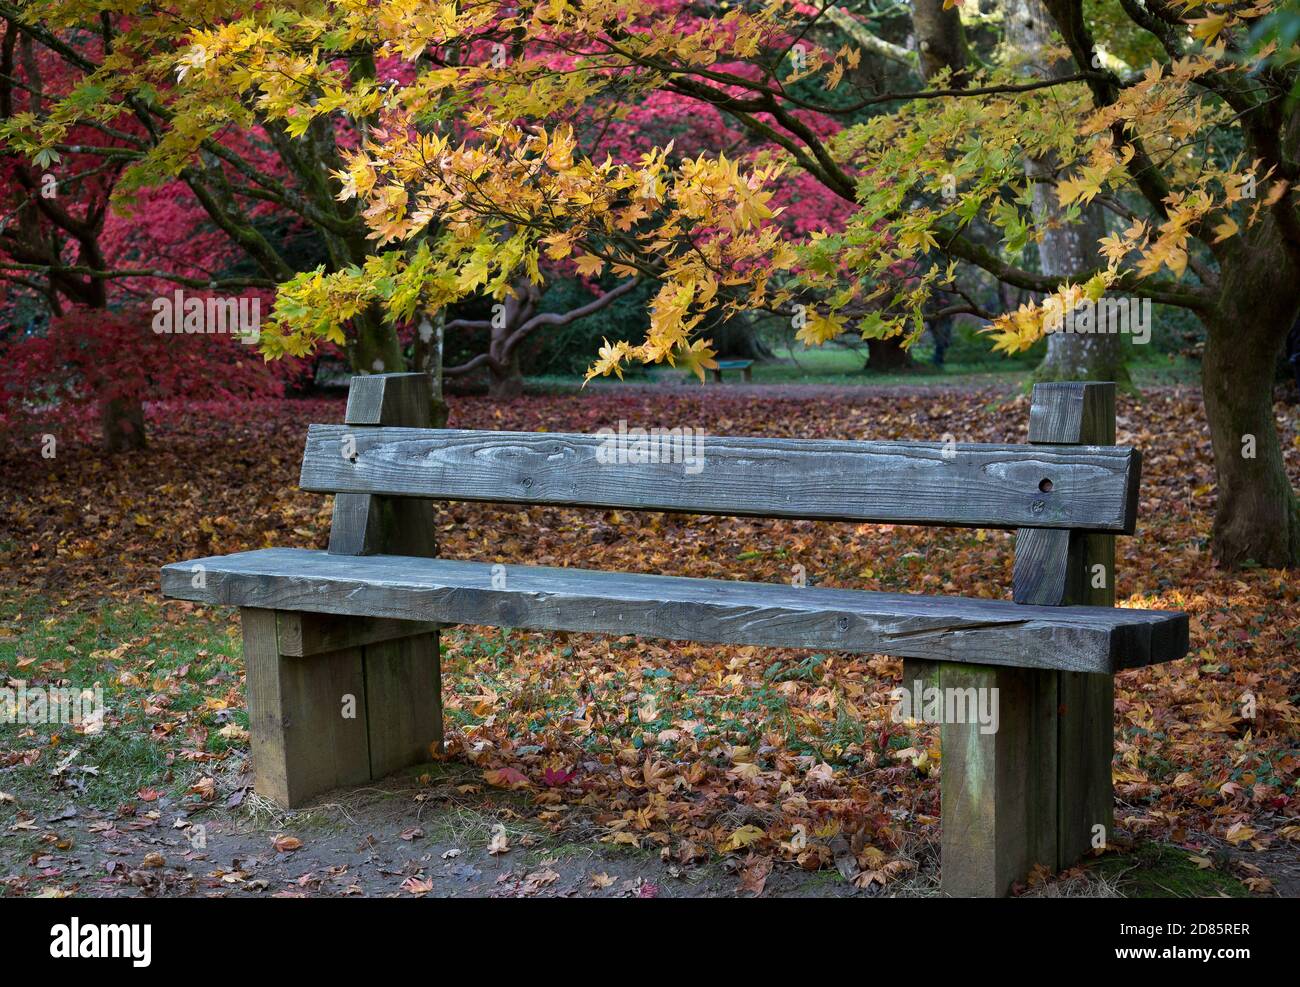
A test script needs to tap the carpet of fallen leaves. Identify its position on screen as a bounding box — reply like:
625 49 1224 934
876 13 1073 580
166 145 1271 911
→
2 384 1297 893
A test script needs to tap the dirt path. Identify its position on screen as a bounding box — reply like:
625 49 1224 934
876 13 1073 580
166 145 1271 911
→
4 758 1279 899
1 764 881 898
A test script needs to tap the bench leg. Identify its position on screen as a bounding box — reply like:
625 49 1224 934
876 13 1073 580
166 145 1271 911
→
242 608 371 808
362 631 443 780
1057 671 1114 865
938 663 1058 896
240 609 443 808
936 663 1113 895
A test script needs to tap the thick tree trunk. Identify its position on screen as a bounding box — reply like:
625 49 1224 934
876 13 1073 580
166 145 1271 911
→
710 319 775 361
1006 0 1129 386
488 347 524 401
351 306 405 375
1201 223 1300 568
483 277 536 402
1034 323 1130 384
100 395 146 452
864 336 916 371
911 0 970 83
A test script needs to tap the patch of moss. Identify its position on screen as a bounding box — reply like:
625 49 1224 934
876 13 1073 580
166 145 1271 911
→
1091 842 1252 898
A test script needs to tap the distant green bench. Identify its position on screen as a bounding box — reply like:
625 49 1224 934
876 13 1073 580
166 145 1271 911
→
709 358 753 382
162 375 1187 896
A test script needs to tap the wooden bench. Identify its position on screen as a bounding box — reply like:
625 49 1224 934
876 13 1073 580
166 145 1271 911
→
709 358 753 382
161 374 1188 896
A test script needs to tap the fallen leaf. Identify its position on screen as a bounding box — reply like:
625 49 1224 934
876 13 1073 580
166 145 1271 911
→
721 824 766 853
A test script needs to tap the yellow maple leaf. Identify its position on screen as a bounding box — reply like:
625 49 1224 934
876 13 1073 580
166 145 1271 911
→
543 232 574 260
674 338 719 382
1224 821 1256 845
721 824 766 852
795 309 846 346
1211 215 1238 243
583 337 631 383
1189 13 1229 45
574 254 604 277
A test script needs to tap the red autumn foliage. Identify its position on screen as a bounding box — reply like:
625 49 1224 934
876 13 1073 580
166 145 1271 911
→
0 305 301 438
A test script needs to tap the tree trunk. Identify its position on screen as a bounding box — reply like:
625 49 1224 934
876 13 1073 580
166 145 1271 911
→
1006 0 1129 386
910 0 970 83
483 277 536 402
351 306 405 375
879 0 965 379
488 347 524 401
1200 223 1300 568
101 394 146 452
1034 322 1130 384
710 318 775 360
864 336 916 371
414 312 450 427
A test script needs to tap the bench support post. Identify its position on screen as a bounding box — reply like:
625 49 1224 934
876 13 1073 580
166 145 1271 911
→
939 382 1117 895
938 663 1058 896
1019 383 1117 872
241 373 444 809
241 607 371 807
241 609 442 808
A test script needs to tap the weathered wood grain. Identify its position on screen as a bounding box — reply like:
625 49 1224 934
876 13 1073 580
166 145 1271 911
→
300 425 1141 533
275 611 440 658
240 608 371 808
1011 527 1079 607
362 632 443 778
324 372 443 782
164 549 1188 673
344 371 435 429
1018 382 1119 869
900 658 938 705
1028 381 1117 445
327 374 438 558
1015 383 1121 606
942 382 1126 895
939 663 1058 896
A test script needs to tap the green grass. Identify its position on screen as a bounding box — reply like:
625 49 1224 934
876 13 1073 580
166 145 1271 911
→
0 595 242 808
1090 842 1252 898
528 344 1200 391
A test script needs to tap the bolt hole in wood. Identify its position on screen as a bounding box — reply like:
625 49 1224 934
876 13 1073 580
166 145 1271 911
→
1038 478 1053 492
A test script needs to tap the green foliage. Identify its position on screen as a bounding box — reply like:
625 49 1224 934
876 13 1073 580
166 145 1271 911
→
527 279 658 376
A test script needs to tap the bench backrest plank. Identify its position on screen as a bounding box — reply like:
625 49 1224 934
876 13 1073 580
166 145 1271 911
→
300 423 1141 533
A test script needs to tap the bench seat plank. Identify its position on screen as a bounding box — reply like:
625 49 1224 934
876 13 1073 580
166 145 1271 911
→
162 549 1186 673
300 426 1141 533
